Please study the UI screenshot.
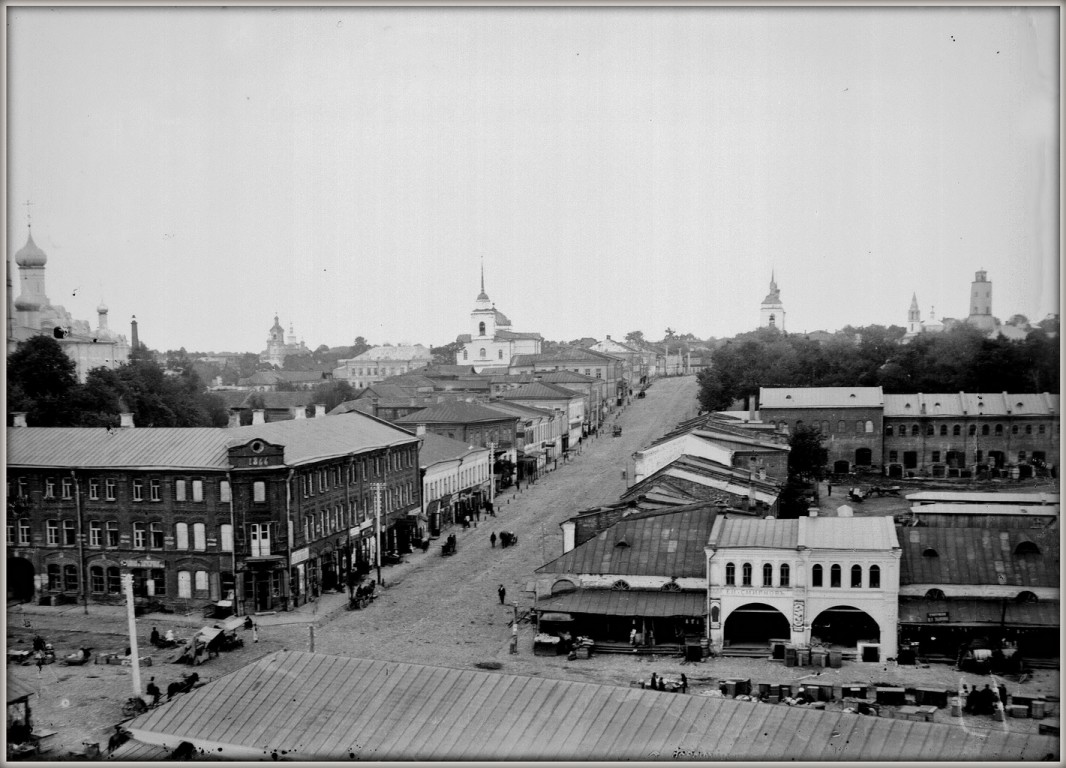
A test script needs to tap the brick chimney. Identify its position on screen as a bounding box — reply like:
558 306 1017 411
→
120 412 135 429
253 409 266 425
12 412 27 428
314 404 326 418
227 411 241 428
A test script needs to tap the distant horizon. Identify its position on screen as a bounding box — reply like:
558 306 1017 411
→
8 7 1058 353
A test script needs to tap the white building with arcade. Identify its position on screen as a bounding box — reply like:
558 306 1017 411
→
706 515 901 662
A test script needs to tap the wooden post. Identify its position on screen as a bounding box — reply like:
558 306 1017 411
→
308 625 315 653
123 574 142 697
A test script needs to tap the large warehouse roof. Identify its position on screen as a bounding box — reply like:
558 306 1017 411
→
127 651 1057 761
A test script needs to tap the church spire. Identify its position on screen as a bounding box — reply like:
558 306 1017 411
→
476 259 490 302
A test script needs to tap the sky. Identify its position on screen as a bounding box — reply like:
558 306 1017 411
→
7 6 1060 354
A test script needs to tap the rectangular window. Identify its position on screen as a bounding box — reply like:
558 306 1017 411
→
7 518 13 545
193 523 206 551
89 521 102 547
250 523 271 557
219 480 231 503
46 520 59 545
106 521 119 547
888 450 898 463
192 479 204 502
132 479 144 502
220 524 233 552
106 566 121 594
195 570 209 595
253 481 266 503
88 479 99 501
178 571 192 599
175 522 189 549
175 479 187 502
931 451 941 463
44 478 55 499
105 479 116 501
18 519 30 546
150 479 161 501
61 478 73 499
150 569 166 596
64 565 79 592
17 477 28 498
91 567 105 594
133 522 146 549
150 522 164 549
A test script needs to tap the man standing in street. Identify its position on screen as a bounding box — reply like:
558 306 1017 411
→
498 584 506 604
490 532 497 548
827 482 832 496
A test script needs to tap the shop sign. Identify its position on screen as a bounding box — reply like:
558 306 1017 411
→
120 558 164 569
290 548 310 565
926 611 950 623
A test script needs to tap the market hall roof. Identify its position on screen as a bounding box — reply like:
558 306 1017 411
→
710 517 899 551
884 392 1059 417
899 597 1060 627
536 504 718 578
897 526 1059 587
7 412 418 471
759 386 884 409
534 589 706 618
124 650 1057 761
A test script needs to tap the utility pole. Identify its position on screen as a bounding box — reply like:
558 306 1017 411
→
122 574 142 698
372 482 384 586
487 442 496 506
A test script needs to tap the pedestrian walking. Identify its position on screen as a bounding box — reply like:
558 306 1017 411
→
510 623 519 655
680 673 688 694
146 677 161 706
149 627 160 646
827 482 832 496
498 584 506 604
490 532 497 548
650 672 658 689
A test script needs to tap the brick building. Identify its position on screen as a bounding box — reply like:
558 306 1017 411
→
7 413 420 615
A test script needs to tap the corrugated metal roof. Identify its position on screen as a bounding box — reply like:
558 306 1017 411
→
803 517 899 550
126 651 1058 761
899 598 1060 627
497 382 582 401
759 387 884 409
536 505 717 577
907 491 1059 505
418 432 488 467
394 400 518 425
7 412 418 470
884 392 1059 417
534 590 705 617
716 518 799 549
898 526 1059 587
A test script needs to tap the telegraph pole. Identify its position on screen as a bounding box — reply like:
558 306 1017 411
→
122 574 142 697
372 482 384 586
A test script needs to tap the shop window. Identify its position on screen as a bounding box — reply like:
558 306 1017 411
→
779 563 790 587
830 564 841 588
850 564 862 588
812 564 823 587
869 564 880 588
725 562 735 586
762 563 773 587
741 563 753 587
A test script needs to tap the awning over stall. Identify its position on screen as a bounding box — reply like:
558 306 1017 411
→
898 598 1060 627
534 589 705 618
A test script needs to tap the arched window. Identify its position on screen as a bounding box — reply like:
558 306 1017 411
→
850 564 862 588
865 420 874 433
779 563 790 587
1015 541 1041 556
981 424 990 436
1011 424 1019 434
611 579 631 591
725 562 735 586
478 321 486 336
994 424 1003 435
969 424 977 436
498 349 503 359
1025 425 1032 434
925 588 945 600
89 565 105 593
926 424 935 436
953 424 961 436
812 564 823 587
1016 591 1038 603
855 420 863 433
762 563 773 587
830 564 841 588
885 425 893 436
479 348 486 358
868 564 880 588
63 564 79 592
741 563 753 586
939 425 948 436
838 420 846 433
911 424 921 437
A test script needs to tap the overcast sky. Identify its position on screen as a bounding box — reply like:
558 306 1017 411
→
7 6 1059 354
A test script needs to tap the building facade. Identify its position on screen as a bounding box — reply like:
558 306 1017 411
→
333 344 434 389
7 414 420 615
455 269 542 372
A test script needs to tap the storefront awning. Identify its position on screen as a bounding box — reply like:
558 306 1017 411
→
534 589 705 618
898 598 1060 628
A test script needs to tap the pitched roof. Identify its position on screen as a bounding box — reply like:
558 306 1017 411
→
211 390 253 409
7 413 418 470
884 392 1059 417
512 347 620 366
495 330 542 340
393 401 518 425
417 432 488 467
906 491 1059 506
351 344 433 361
897 526 1059 587
535 370 597 383
534 590 705 617
713 518 800 549
759 387 884 409
899 598 1060 627
480 401 556 420
125 650 1057 761
536 505 718 577
712 517 898 551
497 382 581 401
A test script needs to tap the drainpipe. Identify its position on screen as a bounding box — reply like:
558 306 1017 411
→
285 468 294 610
72 470 87 615
226 471 238 615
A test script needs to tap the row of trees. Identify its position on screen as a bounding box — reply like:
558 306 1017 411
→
697 324 1059 412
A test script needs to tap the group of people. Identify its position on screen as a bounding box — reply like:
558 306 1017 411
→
643 672 688 693
962 683 1004 716
490 531 518 548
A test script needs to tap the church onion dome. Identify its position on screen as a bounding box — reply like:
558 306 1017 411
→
97 301 109 314
761 290 781 305
15 232 47 267
14 295 40 311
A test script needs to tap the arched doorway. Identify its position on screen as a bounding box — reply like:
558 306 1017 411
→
833 460 850 474
811 605 880 648
855 448 872 466
723 603 790 648
7 557 35 603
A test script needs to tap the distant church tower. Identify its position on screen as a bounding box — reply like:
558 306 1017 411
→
906 292 922 336
966 269 996 332
759 272 785 331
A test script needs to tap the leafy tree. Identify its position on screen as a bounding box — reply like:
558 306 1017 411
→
311 380 356 412
788 424 828 478
625 330 645 346
431 340 463 366
281 353 317 371
7 336 80 426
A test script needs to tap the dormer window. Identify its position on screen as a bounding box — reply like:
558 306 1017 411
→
611 580 631 591
922 547 938 557
1015 541 1041 556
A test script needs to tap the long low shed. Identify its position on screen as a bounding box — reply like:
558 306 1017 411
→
126 650 1058 761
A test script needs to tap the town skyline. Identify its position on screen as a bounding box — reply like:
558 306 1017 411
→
8 6 1059 353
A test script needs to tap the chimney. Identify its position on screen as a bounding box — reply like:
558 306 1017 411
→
130 315 139 350
120 412 135 429
253 409 266 425
12 412 27 428
314 404 326 418
561 520 576 553
227 411 240 428
606 334 611 341
809 508 819 518
293 406 307 420
416 424 427 436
